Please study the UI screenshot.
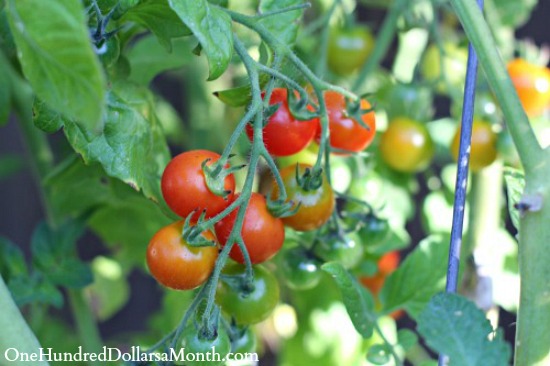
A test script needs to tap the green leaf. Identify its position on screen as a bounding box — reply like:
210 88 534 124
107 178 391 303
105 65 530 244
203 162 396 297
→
321 262 376 338
0 154 24 180
63 84 171 203
0 236 27 278
259 0 304 45
417 293 511 366
491 0 537 27
31 221 93 289
6 0 106 133
503 167 524 231
397 329 418 351
379 235 449 318
33 98 63 133
168 0 233 80
8 272 64 308
128 35 192 85
121 0 191 51
85 256 130 321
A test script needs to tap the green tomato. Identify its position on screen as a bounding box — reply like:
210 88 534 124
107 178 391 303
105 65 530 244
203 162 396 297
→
180 327 231 366
280 247 322 290
314 233 364 269
107 54 131 80
328 26 375 75
216 264 279 325
230 327 257 354
358 217 391 247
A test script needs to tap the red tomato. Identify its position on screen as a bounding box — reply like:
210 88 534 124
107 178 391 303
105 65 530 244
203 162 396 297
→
271 164 335 231
215 193 285 264
507 58 550 117
315 91 376 154
146 221 218 290
161 150 235 219
360 251 400 296
246 88 318 157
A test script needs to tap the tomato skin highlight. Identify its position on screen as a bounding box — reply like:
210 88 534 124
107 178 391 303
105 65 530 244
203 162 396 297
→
161 150 235 219
315 91 376 155
146 221 218 290
246 88 318 157
451 119 498 172
327 26 375 75
216 264 280 325
507 58 550 117
215 193 285 264
379 117 434 173
271 164 335 231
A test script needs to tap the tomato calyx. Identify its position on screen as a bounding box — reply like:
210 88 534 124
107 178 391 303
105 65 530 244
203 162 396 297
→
295 164 324 191
181 211 218 247
202 156 245 199
219 272 256 296
266 197 301 218
345 95 375 131
286 89 319 121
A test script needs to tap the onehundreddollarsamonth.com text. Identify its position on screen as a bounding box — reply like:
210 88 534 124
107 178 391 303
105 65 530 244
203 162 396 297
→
3 346 259 363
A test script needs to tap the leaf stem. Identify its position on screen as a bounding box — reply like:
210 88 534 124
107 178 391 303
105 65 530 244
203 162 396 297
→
67 290 103 366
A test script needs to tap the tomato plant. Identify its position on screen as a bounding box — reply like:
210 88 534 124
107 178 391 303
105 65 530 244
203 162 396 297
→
146 221 218 290
327 25 375 75
280 247 322 290
315 90 376 154
181 326 231 366
215 192 284 264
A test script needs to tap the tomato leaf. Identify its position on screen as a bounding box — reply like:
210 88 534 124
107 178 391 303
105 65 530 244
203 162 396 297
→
259 0 304 46
321 262 376 338
503 167 524 231
128 35 193 85
491 0 537 27
417 293 511 365
61 83 171 204
31 221 93 289
168 0 233 81
379 235 449 318
121 0 191 52
0 54 10 126
8 272 64 308
0 236 27 278
6 0 106 133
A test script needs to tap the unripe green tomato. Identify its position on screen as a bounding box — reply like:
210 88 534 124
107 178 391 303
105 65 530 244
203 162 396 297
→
216 264 279 325
421 43 468 94
358 217 391 247
230 327 257 354
450 119 497 171
327 26 375 75
180 327 231 366
314 233 364 269
280 247 322 290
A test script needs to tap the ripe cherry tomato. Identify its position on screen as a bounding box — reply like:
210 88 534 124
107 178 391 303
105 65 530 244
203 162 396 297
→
216 264 279 325
161 150 235 219
146 221 218 290
314 233 364 269
181 326 231 366
315 91 376 154
271 164 335 231
379 117 434 173
327 26 375 75
246 88 318 157
507 58 550 117
214 193 284 264
280 247 321 290
359 251 400 296
451 119 497 172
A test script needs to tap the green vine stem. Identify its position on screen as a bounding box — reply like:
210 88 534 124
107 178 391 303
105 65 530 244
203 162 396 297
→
0 276 48 366
449 0 550 364
67 290 103 366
